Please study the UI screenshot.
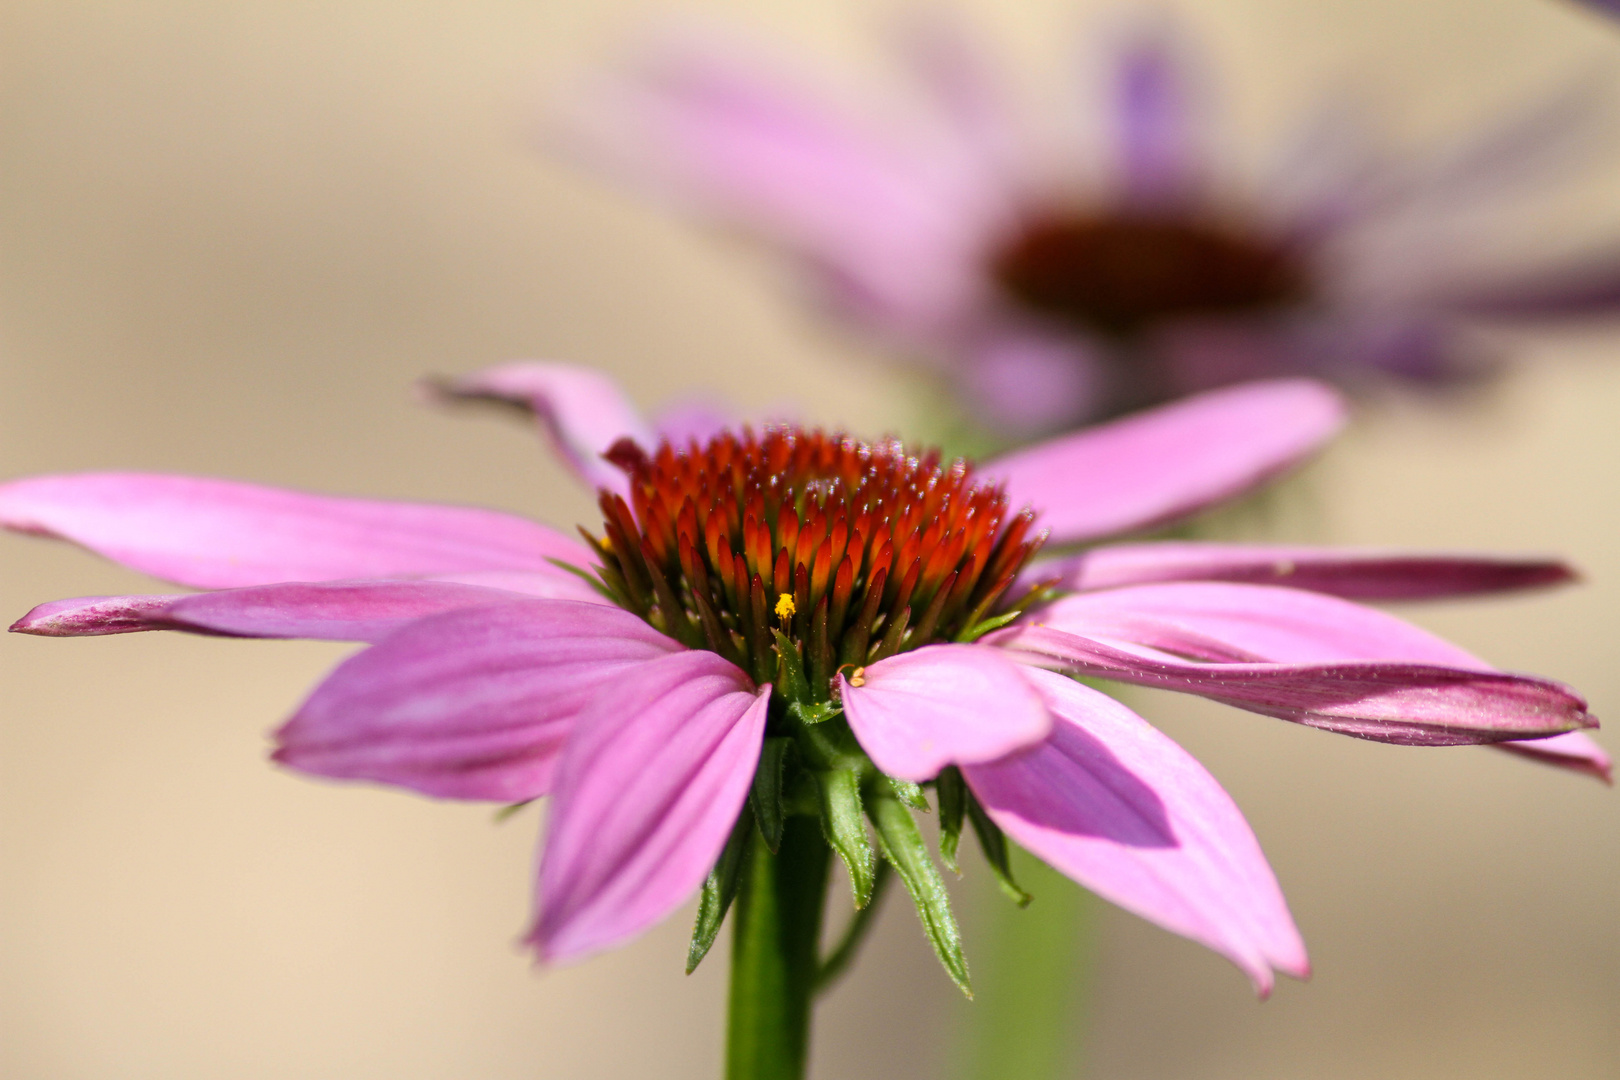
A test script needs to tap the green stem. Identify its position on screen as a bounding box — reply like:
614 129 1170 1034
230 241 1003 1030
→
726 816 832 1080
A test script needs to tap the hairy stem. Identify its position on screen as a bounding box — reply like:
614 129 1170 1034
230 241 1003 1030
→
727 816 832 1080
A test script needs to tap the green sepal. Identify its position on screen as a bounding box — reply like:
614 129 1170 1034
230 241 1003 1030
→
866 791 972 997
685 809 754 974
953 609 1025 644
887 776 929 811
750 736 795 854
935 766 966 873
772 628 813 703
787 699 841 725
544 555 621 605
815 768 876 908
492 798 537 824
967 789 1032 907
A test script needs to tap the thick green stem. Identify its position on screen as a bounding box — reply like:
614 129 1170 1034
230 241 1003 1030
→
726 816 832 1080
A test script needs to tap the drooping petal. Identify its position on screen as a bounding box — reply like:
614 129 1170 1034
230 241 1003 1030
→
425 362 654 494
983 379 1346 545
838 643 1051 781
1025 542 1575 600
11 580 535 642
1031 581 1490 668
0 473 594 589
989 623 1594 746
274 600 681 802
1492 731 1612 784
531 650 768 963
963 668 1306 994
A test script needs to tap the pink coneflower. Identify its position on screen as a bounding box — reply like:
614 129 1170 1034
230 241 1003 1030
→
0 367 1605 1075
557 14 1620 433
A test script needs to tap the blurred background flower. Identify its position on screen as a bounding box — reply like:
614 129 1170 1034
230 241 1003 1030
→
2 2 1619 1079
558 9 1620 437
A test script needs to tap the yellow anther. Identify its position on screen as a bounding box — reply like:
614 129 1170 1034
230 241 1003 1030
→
847 666 866 688
774 594 796 622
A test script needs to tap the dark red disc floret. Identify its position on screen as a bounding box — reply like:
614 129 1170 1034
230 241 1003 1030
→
583 426 1047 689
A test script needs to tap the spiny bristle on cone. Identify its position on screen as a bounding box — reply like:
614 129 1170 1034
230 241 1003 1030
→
582 426 1047 689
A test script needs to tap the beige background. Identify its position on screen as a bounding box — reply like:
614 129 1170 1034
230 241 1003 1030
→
3 1 1619 1077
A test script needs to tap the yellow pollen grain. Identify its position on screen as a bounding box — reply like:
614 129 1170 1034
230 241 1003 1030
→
775 594 796 622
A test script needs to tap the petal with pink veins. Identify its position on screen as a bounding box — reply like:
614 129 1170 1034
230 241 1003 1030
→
0 472 594 589
983 379 1346 545
274 600 681 802
989 623 1593 746
1491 731 1612 784
1030 581 1606 779
11 580 535 641
838 643 1051 781
1032 581 1490 668
964 668 1307 994
1027 542 1574 600
425 362 654 494
531 650 768 963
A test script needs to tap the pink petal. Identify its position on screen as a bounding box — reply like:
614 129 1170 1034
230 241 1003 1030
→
1492 731 1612 784
274 600 681 802
1032 582 1606 780
990 624 1593 746
426 362 654 494
0 472 594 589
963 668 1306 994
983 379 1346 545
1028 542 1575 600
531 650 768 963
838 644 1052 781
1033 581 1490 668
11 594 191 637
11 573 610 641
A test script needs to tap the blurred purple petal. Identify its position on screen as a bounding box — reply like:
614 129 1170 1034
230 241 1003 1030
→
0 472 593 589
1027 543 1574 600
1440 250 1620 319
990 623 1593 745
426 362 654 493
985 379 1346 544
959 330 1110 435
838 644 1051 781
1112 24 1205 204
964 668 1306 994
561 29 985 334
532 650 768 963
650 399 733 446
275 600 680 802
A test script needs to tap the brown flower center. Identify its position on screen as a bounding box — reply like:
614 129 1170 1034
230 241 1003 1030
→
990 212 1308 336
585 427 1046 690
